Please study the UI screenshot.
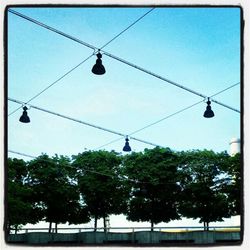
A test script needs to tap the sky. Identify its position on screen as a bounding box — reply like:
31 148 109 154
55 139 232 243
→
6 6 241 228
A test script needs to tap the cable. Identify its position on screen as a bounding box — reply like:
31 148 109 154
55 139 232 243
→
8 97 163 148
8 9 240 114
8 9 96 50
8 8 155 117
8 53 95 116
130 101 204 136
210 82 240 98
9 8 155 52
100 8 155 50
8 150 120 179
102 51 241 113
8 150 37 159
96 81 240 150
130 82 240 135
95 100 205 150
8 149 180 185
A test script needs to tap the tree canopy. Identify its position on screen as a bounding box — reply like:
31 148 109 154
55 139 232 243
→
123 147 182 229
72 150 130 231
6 148 241 233
7 158 43 233
177 150 233 229
26 154 90 232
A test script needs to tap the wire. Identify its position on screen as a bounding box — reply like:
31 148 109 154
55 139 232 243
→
102 51 241 113
130 101 204 136
95 100 205 150
8 8 155 117
8 97 163 148
9 8 155 52
8 9 96 50
100 8 155 50
95 81 240 150
8 53 95 116
210 82 240 98
96 100 204 150
8 149 180 185
8 150 119 179
131 82 240 135
8 9 240 114
8 150 37 159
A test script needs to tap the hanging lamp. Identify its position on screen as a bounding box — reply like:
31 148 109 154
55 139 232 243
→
92 52 106 75
203 98 214 118
19 106 30 123
123 136 131 152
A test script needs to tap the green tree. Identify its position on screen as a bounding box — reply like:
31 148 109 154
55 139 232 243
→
7 158 43 234
27 154 90 232
72 150 129 232
123 147 181 230
220 153 241 216
178 150 231 230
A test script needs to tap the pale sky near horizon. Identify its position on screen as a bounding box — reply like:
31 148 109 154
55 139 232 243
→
7 6 241 228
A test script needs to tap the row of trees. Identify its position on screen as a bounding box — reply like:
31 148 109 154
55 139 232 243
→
6 147 241 233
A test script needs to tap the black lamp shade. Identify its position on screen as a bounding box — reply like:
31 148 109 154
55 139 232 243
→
123 138 131 152
19 106 30 123
203 101 214 118
92 53 106 75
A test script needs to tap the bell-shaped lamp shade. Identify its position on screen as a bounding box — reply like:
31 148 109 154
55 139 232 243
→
123 137 131 152
19 106 30 123
92 53 106 75
203 100 214 118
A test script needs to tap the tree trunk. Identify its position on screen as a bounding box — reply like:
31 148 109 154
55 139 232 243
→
6 223 11 235
151 220 154 232
55 223 58 233
49 221 52 233
103 217 107 233
94 216 98 232
14 225 18 234
203 221 209 231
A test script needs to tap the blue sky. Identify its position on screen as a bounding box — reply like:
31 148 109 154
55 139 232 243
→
8 6 241 159
7 5 241 229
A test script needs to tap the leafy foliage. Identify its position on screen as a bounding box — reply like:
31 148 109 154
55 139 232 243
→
219 153 241 215
6 148 241 232
177 150 234 229
72 150 129 231
27 154 90 231
7 158 43 232
123 147 181 229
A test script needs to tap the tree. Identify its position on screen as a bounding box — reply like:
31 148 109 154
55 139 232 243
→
123 147 181 230
178 150 231 230
7 158 43 234
220 153 241 216
27 154 90 232
72 150 129 232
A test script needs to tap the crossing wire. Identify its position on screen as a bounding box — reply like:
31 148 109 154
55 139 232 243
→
99 7 155 50
8 7 155 116
8 53 95 116
8 9 240 114
8 97 163 148
95 81 240 150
